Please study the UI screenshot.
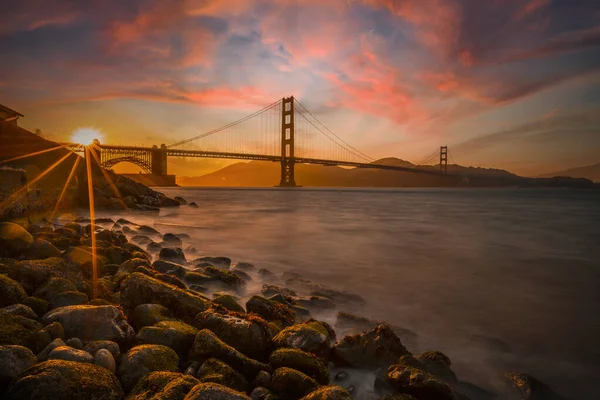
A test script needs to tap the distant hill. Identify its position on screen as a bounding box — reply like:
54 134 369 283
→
539 163 600 182
177 157 598 188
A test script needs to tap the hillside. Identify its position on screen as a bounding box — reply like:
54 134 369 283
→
539 163 600 182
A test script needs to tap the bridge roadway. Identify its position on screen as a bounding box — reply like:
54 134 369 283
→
65 143 447 176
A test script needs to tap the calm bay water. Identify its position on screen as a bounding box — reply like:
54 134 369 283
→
93 187 600 398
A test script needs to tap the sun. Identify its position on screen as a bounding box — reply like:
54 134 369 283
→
71 127 104 145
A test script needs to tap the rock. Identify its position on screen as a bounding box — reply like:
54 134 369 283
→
41 305 135 346
156 273 187 289
159 247 187 263
128 371 199 400
95 348 117 373
189 202 199 208
250 387 277 400
5 360 124 400
232 262 255 272
294 296 335 311
309 286 365 306
196 358 249 392
331 324 410 369
0 274 27 308
121 273 211 323
195 256 231 270
273 320 333 360
185 271 216 285
147 242 162 253
189 329 270 378
84 340 121 361
119 344 179 392
269 348 329 385
203 266 245 290
50 291 89 308
36 335 64 359
65 337 84 349
0 310 42 348
163 233 183 247
193 310 272 361
138 225 161 236
153 260 187 279
380 395 419 400
335 312 418 350
114 258 151 282
231 269 252 282
21 296 49 316
1 303 37 319
185 382 251 399
30 238 61 259
418 351 457 383
246 296 295 326
175 196 188 204
250 370 271 389
26 321 65 354
0 345 36 382
300 386 353 400
33 277 77 302
105 246 131 265
137 321 198 358
258 269 275 278
48 345 94 363
185 362 200 376
261 284 296 298
386 363 455 400
10 257 84 294
0 222 33 257
133 303 177 331
132 235 152 245
213 294 246 313
63 246 107 275
271 367 319 399
504 372 567 400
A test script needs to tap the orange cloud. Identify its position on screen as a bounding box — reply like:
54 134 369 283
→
514 0 551 20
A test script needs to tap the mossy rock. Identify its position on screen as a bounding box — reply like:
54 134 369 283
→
0 275 27 308
133 303 177 331
28 238 61 259
269 348 329 385
299 386 353 400
48 345 94 363
5 360 123 400
246 296 295 327
8 257 84 294
21 296 49 316
153 260 187 280
504 372 567 400
119 344 179 392
50 290 89 309
127 371 199 400
271 367 319 400
185 382 251 399
104 246 131 265
0 310 43 348
204 266 245 289
0 222 33 257
33 277 77 302
213 294 245 313
250 386 279 400
0 345 36 382
136 320 198 359
197 358 249 393
386 364 455 400
155 273 187 289
273 320 333 360
25 321 65 354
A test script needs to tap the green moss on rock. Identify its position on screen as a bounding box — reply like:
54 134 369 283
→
127 371 199 400
299 386 353 400
0 275 27 308
196 358 249 393
270 367 319 400
269 348 329 385
119 344 180 392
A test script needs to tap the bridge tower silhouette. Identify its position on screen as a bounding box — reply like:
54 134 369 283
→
279 96 296 187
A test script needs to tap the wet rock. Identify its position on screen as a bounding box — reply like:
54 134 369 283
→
251 370 271 389
128 371 199 400
232 262 255 272
28 321 65 354
189 284 208 294
203 266 245 290
1 303 38 319
273 320 333 360
48 346 94 363
0 222 33 257
36 337 66 361
250 387 277 400
138 225 161 236
331 324 410 369
189 202 199 208
185 271 216 285
334 312 418 350
196 357 249 392
294 296 335 311
504 372 567 400
300 386 353 400
309 286 365 306
65 337 84 349
114 258 151 282
185 382 251 400
163 233 183 247
63 246 108 274
137 320 198 359
196 256 231 270
269 348 329 385
105 246 131 265
0 345 36 383
159 247 187 263
156 273 187 289
147 242 162 252
231 269 253 282
213 294 246 313
29 238 61 259
246 296 296 326
186 362 200 376
153 259 187 279
0 310 42 348
132 235 152 245
50 290 89 308
193 310 272 361
95 348 117 373
119 344 179 392
0 274 26 308
21 296 49 316
41 305 135 346
9 257 84 294
291 305 311 321
175 196 187 204
120 273 211 323
261 284 296 298
84 340 120 361
33 277 77 302
189 329 271 378
258 269 275 278
418 351 457 382
386 363 456 400
5 360 124 400
271 367 319 399
133 303 177 331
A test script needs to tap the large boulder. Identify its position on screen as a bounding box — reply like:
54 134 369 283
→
41 305 135 346
133 303 177 331
246 296 295 327
189 329 270 378
300 386 353 400
386 363 456 400
5 360 123 400
196 358 249 393
1 304 38 320
335 312 418 350
331 324 410 369
120 273 211 323
193 310 272 361
8 257 84 294
504 372 567 400
0 345 36 383
184 382 251 400
137 321 198 358
213 294 245 313
0 275 27 308
271 367 319 400
0 310 42 348
29 238 61 259
273 320 334 360
119 344 179 392
33 277 78 303
269 348 329 385
128 371 199 400
202 266 244 290
153 260 187 280
0 222 33 257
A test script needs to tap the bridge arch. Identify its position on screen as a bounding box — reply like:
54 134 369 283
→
102 156 153 174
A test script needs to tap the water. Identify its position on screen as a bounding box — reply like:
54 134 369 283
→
94 187 600 398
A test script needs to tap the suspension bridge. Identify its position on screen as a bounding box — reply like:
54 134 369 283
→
65 96 451 187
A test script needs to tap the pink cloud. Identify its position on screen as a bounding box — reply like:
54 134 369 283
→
514 0 551 20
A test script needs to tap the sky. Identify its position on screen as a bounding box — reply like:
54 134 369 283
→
1 0 599 177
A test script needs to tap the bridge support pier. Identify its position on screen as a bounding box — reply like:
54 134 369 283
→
278 96 297 187
151 144 168 175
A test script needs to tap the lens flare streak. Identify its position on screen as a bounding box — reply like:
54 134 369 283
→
50 156 81 221
84 147 99 299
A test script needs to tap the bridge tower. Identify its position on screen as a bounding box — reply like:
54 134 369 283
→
440 146 448 174
151 144 168 175
278 96 297 187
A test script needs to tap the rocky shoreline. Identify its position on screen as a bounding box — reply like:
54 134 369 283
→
0 214 567 400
